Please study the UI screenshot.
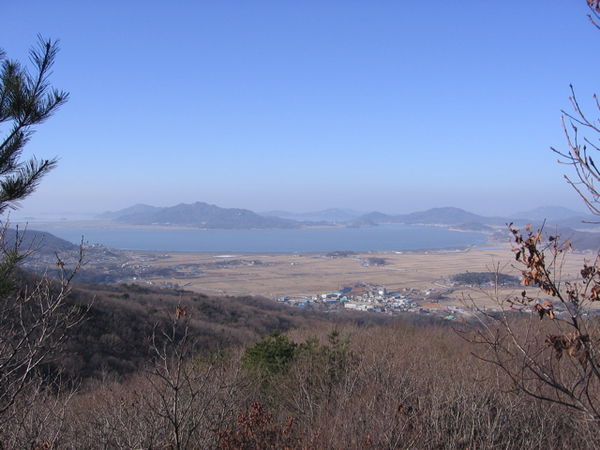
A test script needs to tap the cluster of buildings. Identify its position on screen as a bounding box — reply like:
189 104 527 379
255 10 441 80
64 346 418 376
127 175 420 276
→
277 283 421 314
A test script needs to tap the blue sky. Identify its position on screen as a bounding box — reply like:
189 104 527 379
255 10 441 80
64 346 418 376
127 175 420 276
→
2 1 598 217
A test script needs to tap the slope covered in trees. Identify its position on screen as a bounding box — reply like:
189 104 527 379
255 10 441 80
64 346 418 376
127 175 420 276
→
100 201 301 229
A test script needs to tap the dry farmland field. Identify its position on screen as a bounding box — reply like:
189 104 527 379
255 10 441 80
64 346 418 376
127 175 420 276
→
122 243 595 310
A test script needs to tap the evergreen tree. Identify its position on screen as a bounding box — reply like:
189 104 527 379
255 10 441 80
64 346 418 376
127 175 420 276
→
0 37 77 420
0 36 68 213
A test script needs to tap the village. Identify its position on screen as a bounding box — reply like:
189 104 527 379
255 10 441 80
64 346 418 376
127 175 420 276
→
273 273 594 321
275 282 472 320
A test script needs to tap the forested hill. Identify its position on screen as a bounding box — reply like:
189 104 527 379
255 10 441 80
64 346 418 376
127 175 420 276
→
3 228 77 255
99 201 301 229
13 273 398 381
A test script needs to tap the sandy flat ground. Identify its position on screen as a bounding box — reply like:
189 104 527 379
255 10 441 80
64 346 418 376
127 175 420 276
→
126 244 597 309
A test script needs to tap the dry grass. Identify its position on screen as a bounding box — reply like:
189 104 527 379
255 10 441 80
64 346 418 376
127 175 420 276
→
127 244 593 310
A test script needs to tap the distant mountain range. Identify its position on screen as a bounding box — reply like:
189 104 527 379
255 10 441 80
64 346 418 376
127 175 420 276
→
7 202 596 251
351 207 503 227
97 202 599 237
98 203 160 221
97 202 300 229
359 206 600 231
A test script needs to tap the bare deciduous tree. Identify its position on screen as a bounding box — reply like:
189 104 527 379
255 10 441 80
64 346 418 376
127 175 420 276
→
471 225 600 421
469 0 600 424
551 2 600 217
143 308 243 449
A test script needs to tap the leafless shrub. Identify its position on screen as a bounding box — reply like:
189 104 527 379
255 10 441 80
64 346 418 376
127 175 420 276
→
229 324 599 448
0 226 86 446
65 308 245 449
218 402 301 450
468 225 600 424
0 378 76 449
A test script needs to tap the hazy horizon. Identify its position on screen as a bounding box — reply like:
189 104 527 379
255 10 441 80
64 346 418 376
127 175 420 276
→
9 200 589 222
3 2 598 219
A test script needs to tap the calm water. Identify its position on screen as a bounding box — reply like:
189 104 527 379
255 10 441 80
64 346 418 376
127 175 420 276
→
27 223 487 253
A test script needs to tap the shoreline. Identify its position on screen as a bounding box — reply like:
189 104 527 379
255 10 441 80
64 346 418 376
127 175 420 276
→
13 220 495 255
13 219 494 234
104 242 498 257
12 219 346 231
